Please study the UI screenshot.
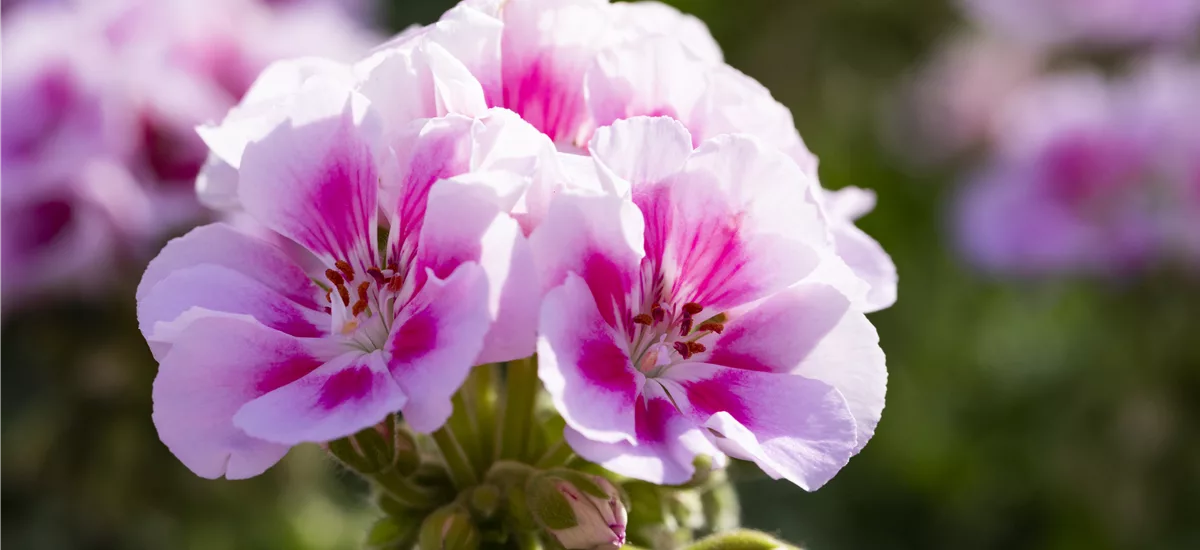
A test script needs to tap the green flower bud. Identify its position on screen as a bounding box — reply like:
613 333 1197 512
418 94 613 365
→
529 473 628 549
418 506 481 550
468 484 502 521
685 530 800 550
366 514 421 549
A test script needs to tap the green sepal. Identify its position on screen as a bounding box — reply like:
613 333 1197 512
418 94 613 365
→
525 474 577 531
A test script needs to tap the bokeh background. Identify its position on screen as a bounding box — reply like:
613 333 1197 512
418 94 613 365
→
3 1 1199 549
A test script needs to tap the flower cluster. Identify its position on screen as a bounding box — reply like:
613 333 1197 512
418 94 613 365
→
135 0 895 544
0 0 376 305
895 0 1200 276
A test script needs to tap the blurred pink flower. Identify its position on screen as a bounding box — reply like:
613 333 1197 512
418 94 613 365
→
891 32 1042 163
956 61 1200 275
960 0 1200 47
0 0 377 305
137 83 537 479
532 117 886 488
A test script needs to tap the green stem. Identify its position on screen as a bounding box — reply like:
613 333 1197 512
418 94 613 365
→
371 468 443 511
433 424 479 489
448 392 482 479
533 439 575 469
463 365 498 474
497 356 539 461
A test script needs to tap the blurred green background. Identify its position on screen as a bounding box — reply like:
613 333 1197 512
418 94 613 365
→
4 1 1200 549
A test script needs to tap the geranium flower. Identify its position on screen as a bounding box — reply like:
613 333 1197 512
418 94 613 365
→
137 81 536 478
532 117 887 488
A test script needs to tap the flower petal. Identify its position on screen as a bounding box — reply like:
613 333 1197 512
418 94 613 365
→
820 187 896 312
234 350 406 445
634 134 826 311
699 65 819 177
607 1 722 64
587 37 708 140
137 223 321 308
663 364 858 491
498 0 612 144
791 292 887 455
387 263 492 433
238 81 381 271
587 116 694 195
152 315 324 479
138 263 327 360
706 284 850 374
538 273 643 444
529 190 645 328
563 381 724 485
416 173 537 364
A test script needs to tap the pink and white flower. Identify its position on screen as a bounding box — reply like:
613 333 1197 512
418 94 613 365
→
532 117 887 488
349 0 895 311
137 82 537 479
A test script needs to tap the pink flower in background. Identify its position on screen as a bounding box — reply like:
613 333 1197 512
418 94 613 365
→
137 82 536 479
890 32 1042 163
956 64 1200 275
1 4 133 184
0 0 378 306
98 0 378 224
533 117 886 488
960 0 1200 47
1 161 152 305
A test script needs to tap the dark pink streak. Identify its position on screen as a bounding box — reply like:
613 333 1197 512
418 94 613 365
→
317 365 374 410
634 394 678 444
581 251 633 328
502 55 585 143
389 309 439 367
682 370 755 426
254 353 323 395
392 131 469 266
578 335 639 395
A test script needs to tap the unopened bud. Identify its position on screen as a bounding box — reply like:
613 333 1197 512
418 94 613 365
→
418 506 480 550
366 514 421 549
529 473 628 549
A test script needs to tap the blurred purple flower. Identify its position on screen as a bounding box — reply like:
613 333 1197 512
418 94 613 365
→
960 0 1200 47
956 61 1200 275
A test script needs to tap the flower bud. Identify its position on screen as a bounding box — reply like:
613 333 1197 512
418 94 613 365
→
418 505 480 550
528 473 628 549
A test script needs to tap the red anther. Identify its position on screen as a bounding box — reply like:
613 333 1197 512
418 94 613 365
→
651 303 665 323
682 302 703 316
632 314 654 325
697 322 724 334
352 299 367 317
386 261 399 273
323 306 332 314
335 260 355 281
366 266 387 286
673 341 693 359
387 275 404 292
325 268 345 286
324 288 333 303
679 318 694 336
335 284 351 306
687 341 707 354
357 281 370 303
